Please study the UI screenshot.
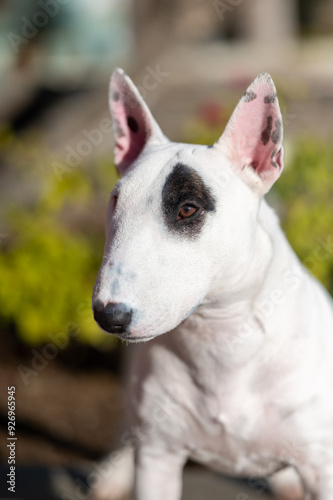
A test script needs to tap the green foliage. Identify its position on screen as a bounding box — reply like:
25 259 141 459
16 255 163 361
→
272 138 333 294
0 130 119 346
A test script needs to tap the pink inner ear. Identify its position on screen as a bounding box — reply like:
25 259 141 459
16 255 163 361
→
112 95 148 172
221 73 284 189
235 100 282 172
110 81 150 172
109 69 168 175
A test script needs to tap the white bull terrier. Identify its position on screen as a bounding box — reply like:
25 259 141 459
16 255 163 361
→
92 68 333 500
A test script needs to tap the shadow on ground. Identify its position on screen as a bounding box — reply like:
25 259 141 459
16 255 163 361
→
0 465 273 500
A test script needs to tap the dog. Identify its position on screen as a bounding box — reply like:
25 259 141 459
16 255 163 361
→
92 68 333 500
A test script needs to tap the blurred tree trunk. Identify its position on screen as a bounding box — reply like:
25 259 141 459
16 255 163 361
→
131 0 179 65
237 0 299 43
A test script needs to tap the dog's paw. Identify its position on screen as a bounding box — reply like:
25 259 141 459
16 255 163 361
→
269 466 305 500
87 446 134 500
88 482 131 500
274 493 304 500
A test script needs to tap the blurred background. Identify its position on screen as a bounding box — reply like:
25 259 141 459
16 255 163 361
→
1 0 333 498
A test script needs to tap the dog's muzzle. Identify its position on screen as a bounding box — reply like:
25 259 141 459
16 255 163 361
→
93 300 133 336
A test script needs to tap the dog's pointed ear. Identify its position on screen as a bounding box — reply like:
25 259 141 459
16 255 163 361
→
109 68 168 174
215 73 284 194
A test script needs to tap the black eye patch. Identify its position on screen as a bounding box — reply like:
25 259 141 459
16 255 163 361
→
161 163 216 238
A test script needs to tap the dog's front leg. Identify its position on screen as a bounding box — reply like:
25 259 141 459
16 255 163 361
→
134 446 187 500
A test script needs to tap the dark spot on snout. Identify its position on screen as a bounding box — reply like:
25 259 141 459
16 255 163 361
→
271 119 282 144
261 115 273 145
264 94 277 104
162 163 216 238
111 278 120 295
243 90 257 102
113 91 120 102
127 116 139 133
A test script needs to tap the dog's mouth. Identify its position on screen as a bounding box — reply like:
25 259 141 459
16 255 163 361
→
96 320 156 343
120 335 156 343
107 330 156 343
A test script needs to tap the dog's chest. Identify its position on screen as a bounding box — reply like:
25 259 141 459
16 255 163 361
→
187 381 282 476
176 325 280 472
132 338 287 478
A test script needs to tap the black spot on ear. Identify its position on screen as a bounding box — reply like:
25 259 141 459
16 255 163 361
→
113 91 120 102
271 119 282 144
162 163 216 239
127 116 139 133
264 94 277 104
243 90 257 102
261 116 273 145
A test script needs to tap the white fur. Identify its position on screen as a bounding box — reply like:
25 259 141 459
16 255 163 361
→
92 71 333 500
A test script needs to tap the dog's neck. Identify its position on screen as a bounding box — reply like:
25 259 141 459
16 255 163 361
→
205 199 281 311
171 200 299 370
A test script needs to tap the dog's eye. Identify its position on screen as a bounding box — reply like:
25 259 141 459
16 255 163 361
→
177 204 198 220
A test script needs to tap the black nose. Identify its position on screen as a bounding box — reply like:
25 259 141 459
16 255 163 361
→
93 301 133 335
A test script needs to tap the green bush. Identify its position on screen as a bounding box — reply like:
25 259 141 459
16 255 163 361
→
272 137 333 294
0 131 119 346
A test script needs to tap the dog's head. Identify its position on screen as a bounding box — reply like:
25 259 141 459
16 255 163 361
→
92 68 284 342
